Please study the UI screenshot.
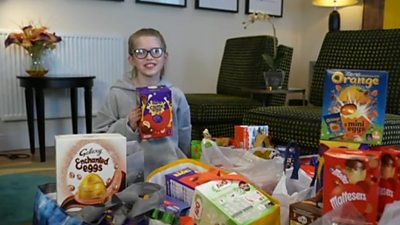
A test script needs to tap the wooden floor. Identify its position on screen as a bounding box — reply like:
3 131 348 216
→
0 147 56 175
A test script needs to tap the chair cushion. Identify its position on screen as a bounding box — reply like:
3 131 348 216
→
191 123 236 140
186 94 262 123
243 106 400 155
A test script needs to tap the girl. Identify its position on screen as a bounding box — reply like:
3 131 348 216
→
94 28 191 158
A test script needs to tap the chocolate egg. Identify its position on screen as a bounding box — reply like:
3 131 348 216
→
77 173 107 203
340 104 357 115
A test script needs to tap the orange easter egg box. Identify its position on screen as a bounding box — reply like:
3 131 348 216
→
320 69 388 145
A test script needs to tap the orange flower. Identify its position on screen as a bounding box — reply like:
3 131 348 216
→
4 24 62 55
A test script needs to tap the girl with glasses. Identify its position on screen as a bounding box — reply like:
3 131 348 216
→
94 28 192 179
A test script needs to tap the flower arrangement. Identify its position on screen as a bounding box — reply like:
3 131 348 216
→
243 11 283 72
4 24 62 76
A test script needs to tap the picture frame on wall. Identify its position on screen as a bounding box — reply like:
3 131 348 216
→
245 0 283 17
195 0 239 13
136 0 186 8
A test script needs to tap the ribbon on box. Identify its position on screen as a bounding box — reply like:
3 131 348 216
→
189 167 249 185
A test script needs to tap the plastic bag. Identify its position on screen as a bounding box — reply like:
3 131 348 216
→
200 137 284 193
378 201 400 225
311 202 365 225
271 141 315 225
33 182 164 225
126 139 187 185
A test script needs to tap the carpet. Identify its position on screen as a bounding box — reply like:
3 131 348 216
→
0 173 55 225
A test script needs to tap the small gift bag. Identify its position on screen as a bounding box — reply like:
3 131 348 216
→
271 141 316 225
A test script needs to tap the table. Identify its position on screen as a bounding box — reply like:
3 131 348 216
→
17 75 95 162
241 87 306 106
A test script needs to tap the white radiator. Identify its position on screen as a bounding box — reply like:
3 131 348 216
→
0 31 125 121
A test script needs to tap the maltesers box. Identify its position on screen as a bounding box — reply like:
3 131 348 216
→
137 85 173 139
189 179 280 225
55 133 126 210
165 168 199 206
289 197 322 225
323 148 381 225
234 125 269 150
370 145 400 217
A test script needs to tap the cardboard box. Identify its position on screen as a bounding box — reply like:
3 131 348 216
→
320 69 388 145
319 140 369 151
55 133 126 210
289 197 322 225
370 145 400 217
234 125 269 150
165 168 199 205
191 140 202 161
190 180 279 225
137 85 173 139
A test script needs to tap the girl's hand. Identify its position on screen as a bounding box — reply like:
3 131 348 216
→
128 107 141 131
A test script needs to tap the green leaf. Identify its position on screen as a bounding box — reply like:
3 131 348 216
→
262 54 275 71
262 50 286 72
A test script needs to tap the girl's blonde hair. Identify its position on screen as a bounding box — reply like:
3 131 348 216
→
128 28 167 77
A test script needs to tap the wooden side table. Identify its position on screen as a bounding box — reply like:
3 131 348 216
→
17 75 95 162
241 87 306 106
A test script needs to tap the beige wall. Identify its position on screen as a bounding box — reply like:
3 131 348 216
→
0 0 363 151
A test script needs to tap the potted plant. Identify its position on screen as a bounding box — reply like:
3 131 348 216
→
243 11 285 90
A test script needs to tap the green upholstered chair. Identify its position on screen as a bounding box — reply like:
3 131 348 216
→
186 35 294 140
243 29 400 155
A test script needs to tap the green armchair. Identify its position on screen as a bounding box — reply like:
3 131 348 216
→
186 35 293 140
243 29 400 155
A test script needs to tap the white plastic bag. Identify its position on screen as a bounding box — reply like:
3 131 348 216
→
311 202 365 225
378 201 400 225
200 138 284 194
271 141 315 225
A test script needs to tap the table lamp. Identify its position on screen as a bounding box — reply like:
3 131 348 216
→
313 0 358 32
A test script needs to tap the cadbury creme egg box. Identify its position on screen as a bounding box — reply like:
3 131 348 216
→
55 133 126 211
137 85 173 139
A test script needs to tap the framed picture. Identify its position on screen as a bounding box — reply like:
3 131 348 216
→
195 0 238 13
136 0 186 8
245 0 283 17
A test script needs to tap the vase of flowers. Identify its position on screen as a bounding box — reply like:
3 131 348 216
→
4 25 62 77
243 12 285 90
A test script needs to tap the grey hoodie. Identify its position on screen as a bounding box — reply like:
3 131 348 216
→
94 72 192 157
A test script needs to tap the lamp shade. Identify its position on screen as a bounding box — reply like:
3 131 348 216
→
312 0 358 7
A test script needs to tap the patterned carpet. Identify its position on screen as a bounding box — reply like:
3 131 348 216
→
0 148 56 225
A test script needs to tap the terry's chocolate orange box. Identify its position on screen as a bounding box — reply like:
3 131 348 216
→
370 145 400 217
320 69 388 145
137 85 173 139
55 133 126 210
323 148 381 225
